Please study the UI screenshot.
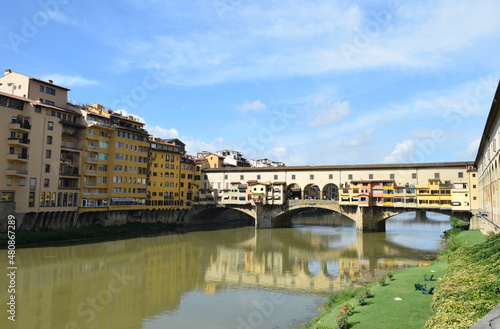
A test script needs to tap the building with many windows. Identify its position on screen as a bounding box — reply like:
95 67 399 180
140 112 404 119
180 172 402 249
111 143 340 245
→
147 136 182 208
78 104 150 218
0 70 207 230
0 70 85 229
474 80 500 233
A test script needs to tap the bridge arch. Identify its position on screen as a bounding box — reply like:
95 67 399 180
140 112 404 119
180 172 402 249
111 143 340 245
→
304 260 321 278
185 205 255 225
253 200 471 231
268 201 352 228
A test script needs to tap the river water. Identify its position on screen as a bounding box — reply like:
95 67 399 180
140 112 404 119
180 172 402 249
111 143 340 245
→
0 211 451 329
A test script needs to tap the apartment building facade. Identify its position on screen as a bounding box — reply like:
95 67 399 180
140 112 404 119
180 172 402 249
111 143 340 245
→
0 71 85 229
0 70 204 230
474 80 500 233
147 136 182 208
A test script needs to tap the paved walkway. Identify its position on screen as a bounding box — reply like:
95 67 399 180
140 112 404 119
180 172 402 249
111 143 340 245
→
470 304 500 329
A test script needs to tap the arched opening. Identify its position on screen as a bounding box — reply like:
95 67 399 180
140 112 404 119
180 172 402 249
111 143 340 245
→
287 184 302 200
303 184 320 200
322 183 339 200
305 260 321 277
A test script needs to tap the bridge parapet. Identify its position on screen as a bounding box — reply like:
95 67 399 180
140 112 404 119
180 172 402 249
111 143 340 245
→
288 199 339 208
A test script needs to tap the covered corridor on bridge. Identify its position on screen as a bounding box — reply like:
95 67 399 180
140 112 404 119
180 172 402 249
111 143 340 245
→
286 183 339 201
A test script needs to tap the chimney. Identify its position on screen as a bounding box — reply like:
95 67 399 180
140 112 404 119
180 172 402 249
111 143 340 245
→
4 69 11 75
48 79 53 84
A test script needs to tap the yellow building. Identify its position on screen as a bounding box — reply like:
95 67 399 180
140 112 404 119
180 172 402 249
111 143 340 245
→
206 153 224 169
416 179 453 209
382 181 394 206
180 157 203 207
147 137 182 208
79 104 149 215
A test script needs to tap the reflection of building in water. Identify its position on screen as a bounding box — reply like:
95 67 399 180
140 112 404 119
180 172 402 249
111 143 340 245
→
0 226 438 329
203 244 433 295
0 236 211 329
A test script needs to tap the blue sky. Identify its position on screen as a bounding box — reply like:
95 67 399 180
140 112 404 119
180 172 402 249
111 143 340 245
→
2 0 499 165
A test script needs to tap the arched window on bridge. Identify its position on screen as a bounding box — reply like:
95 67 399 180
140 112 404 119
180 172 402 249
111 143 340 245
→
287 184 302 200
322 184 339 201
304 184 320 200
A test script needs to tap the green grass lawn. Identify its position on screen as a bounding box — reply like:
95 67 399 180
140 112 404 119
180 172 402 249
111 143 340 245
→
313 260 448 329
308 230 490 329
454 229 485 246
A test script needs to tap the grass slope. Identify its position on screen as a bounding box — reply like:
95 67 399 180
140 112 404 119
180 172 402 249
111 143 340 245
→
307 230 490 329
425 232 499 329
313 261 447 329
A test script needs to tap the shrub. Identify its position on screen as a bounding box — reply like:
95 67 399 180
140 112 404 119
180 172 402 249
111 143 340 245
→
341 303 355 316
378 276 386 286
356 285 372 305
335 310 349 329
425 233 500 328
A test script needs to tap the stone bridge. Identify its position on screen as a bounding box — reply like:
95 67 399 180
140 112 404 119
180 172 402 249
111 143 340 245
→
216 199 472 232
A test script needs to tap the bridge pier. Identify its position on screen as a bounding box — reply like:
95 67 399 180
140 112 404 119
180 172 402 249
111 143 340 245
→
415 210 427 221
355 207 386 232
254 203 290 228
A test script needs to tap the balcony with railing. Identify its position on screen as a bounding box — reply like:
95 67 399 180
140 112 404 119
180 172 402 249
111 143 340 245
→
6 153 29 162
8 138 30 146
59 167 80 176
83 192 109 196
62 131 77 138
86 157 98 163
8 122 31 132
87 121 114 129
5 169 28 177
86 169 98 175
61 141 82 151
86 182 97 187
58 178 79 190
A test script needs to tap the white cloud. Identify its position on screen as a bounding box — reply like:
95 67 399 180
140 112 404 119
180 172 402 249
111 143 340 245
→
346 129 374 147
40 74 99 87
47 11 80 26
146 125 179 139
455 138 480 160
306 96 350 127
107 1 500 86
383 140 416 163
237 100 266 113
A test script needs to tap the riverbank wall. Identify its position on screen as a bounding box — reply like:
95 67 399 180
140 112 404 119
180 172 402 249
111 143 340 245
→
1 205 252 232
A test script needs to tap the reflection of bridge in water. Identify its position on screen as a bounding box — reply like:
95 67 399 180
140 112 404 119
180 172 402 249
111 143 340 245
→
203 227 436 295
1 224 439 329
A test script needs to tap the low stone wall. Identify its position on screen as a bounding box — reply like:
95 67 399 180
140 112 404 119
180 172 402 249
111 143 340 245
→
0 202 15 232
6 205 254 232
470 214 500 234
